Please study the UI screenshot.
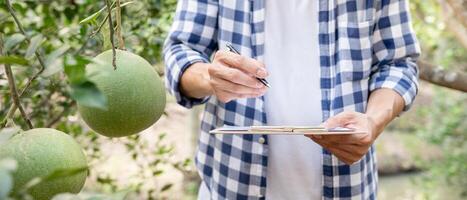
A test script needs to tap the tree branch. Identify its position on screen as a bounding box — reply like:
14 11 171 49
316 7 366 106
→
6 0 47 94
92 12 110 37
90 0 118 38
78 1 116 55
105 0 117 69
46 101 76 128
115 0 125 49
1 0 49 127
418 60 467 92
0 34 33 129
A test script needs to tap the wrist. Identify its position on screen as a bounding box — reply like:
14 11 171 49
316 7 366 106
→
366 108 392 138
365 88 405 138
180 62 213 98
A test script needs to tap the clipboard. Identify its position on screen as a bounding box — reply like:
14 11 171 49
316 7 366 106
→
209 125 366 135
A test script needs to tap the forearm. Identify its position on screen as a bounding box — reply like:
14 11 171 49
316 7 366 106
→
366 88 405 138
180 62 213 99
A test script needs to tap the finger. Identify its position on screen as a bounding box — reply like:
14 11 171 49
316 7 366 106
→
339 144 370 156
309 136 356 155
218 88 263 99
308 135 368 157
214 50 268 78
324 111 357 128
327 147 360 165
209 64 265 89
215 90 256 102
330 144 362 155
309 134 363 145
214 89 237 103
211 77 266 95
214 88 262 103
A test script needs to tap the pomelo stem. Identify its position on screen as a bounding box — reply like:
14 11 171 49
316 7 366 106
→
104 0 117 70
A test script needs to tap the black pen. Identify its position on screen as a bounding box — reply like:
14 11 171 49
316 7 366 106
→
225 43 271 88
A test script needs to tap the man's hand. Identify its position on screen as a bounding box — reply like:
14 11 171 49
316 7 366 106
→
307 111 379 165
208 50 268 102
307 88 405 165
180 50 268 102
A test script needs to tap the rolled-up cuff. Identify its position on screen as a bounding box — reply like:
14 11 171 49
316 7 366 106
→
165 46 211 108
369 63 419 111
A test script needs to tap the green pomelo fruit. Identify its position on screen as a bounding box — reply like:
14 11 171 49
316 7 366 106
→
0 128 88 200
78 49 166 137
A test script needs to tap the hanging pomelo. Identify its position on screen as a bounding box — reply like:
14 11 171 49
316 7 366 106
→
0 128 88 200
77 49 166 137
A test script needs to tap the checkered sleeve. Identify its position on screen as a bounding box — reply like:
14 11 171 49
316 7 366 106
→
369 0 421 111
163 0 218 108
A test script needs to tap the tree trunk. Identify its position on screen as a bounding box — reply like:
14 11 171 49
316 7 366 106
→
418 60 467 92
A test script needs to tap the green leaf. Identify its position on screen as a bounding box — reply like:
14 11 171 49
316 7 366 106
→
0 169 13 200
0 127 20 145
0 56 29 65
25 34 44 59
42 45 71 77
0 158 17 199
118 1 135 8
70 81 107 110
64 55 108 110
79 1 134 25
153 170 164 176
4 33 26 51
45 45 71 66
160 183 173 192
20 167 88 194
64 55 92 84
0 158 17 173
79 8 105 25
158 133 167 140
42 167 88 182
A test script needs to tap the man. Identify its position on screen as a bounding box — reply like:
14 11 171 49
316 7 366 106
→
164 0 419 199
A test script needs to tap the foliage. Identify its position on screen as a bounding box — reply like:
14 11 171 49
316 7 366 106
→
415 88 467 198
404 0 467 198
0 0 177 128
410 0 467 71
0 0 181 199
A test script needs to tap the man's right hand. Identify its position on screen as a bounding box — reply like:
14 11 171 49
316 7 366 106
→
180 50 269 103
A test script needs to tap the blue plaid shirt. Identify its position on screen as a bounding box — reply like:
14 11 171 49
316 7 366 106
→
164 0 420 199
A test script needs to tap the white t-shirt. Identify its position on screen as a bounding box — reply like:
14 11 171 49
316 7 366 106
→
263 0 323 200
198 1 322 199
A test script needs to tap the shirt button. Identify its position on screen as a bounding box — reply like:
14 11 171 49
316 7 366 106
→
258 137 265 144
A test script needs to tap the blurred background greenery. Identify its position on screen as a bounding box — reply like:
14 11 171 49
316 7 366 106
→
0 0 465 199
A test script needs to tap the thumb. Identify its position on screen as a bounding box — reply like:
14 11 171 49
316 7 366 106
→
324 111 355 128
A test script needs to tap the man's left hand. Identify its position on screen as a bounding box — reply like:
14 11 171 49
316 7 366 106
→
307 111 380 165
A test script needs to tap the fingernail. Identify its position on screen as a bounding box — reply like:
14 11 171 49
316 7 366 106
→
256 68 268 77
